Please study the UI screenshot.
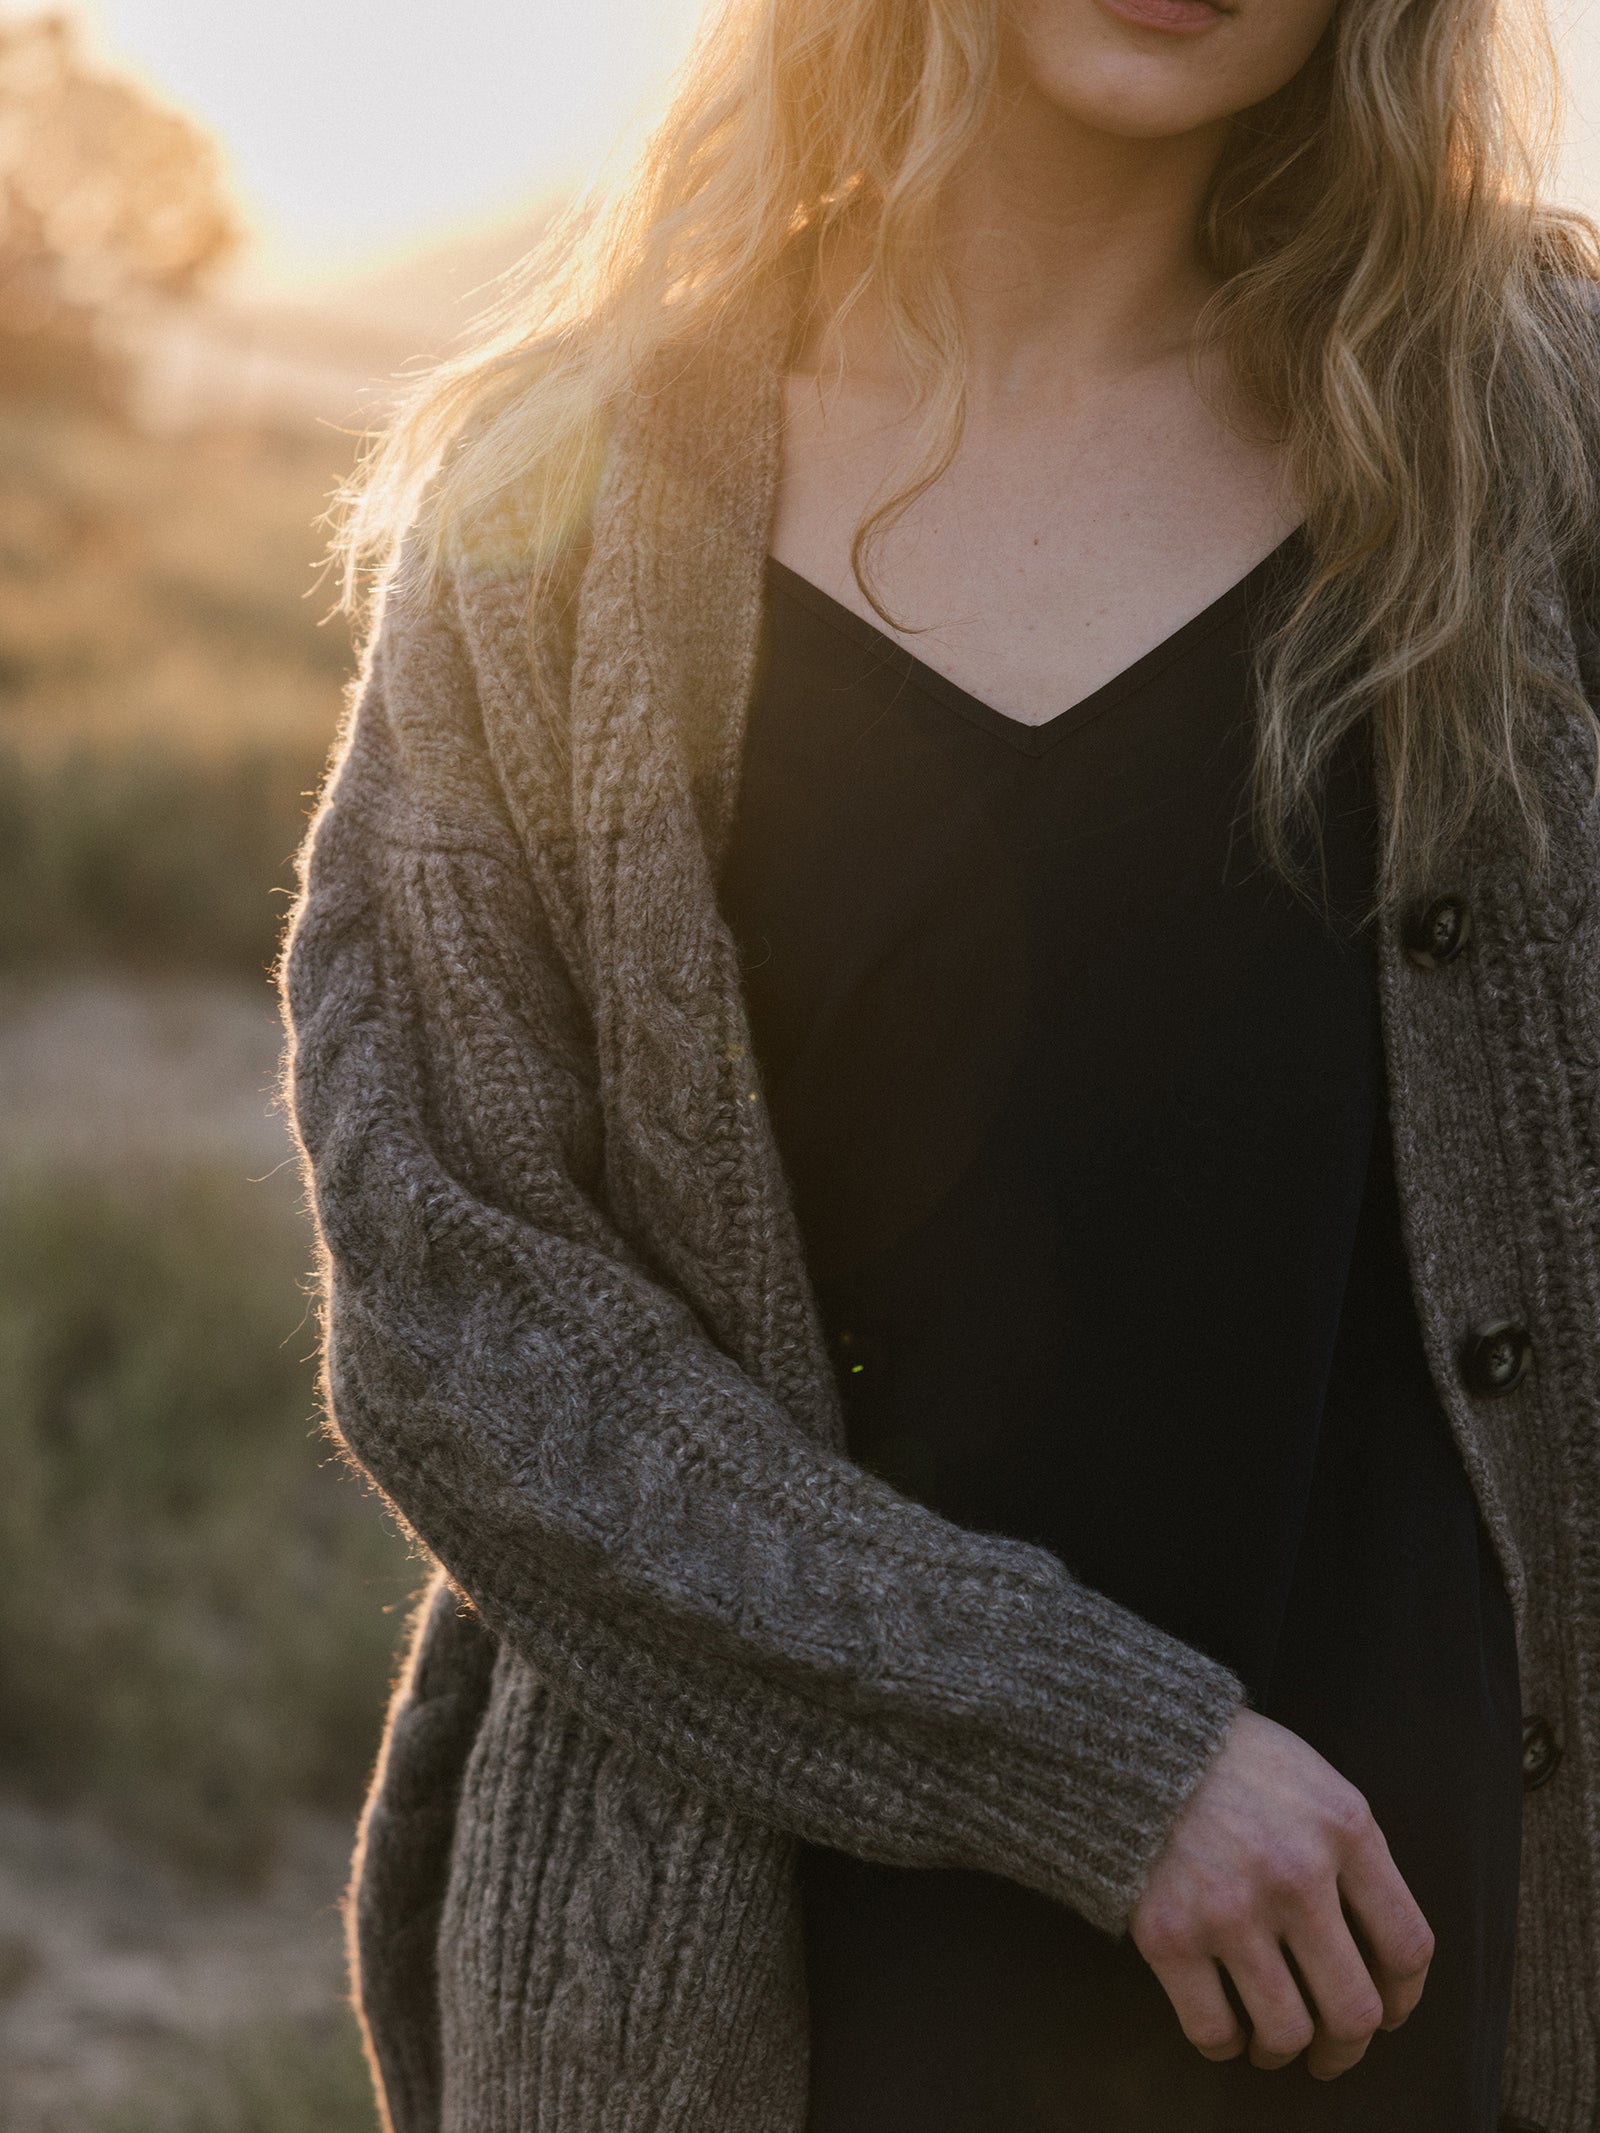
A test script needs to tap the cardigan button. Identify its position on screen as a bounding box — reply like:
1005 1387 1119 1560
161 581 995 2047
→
1461 1319 1532 1398
1402 894 1472 967
1522 1715 1563 1792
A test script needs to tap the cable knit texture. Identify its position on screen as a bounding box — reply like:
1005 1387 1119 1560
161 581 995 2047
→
280 282 1600 2132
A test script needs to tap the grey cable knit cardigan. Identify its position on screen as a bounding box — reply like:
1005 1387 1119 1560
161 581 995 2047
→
280 286 1600 2133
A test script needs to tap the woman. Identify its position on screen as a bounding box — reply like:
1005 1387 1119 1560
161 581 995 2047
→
281 0 1600 2126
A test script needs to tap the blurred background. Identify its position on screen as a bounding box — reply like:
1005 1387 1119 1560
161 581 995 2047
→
0 2 1596 2127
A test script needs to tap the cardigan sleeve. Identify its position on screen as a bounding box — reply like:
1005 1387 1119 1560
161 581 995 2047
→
280 586 1246 1939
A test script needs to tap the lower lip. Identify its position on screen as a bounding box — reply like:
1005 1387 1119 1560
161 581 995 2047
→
1094 0 1229 31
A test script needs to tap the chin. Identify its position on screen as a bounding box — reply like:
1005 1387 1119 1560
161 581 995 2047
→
1006 0 1337 141
1025 66 1244 141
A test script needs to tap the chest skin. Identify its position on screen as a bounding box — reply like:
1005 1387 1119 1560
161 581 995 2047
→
769 357 1301 729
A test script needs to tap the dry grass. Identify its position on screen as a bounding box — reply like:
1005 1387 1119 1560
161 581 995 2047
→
0 1792 369 2133
0 735 325 973
87 2018 377 2133
0 1159 416 1882
0 389 402 2131
0 397 354 973
0 397 354 761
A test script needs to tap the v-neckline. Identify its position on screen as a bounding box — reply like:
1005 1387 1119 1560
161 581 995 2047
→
764 530 1305 760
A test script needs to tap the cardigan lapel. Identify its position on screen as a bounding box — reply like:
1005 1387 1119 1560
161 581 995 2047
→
565 284 844 1447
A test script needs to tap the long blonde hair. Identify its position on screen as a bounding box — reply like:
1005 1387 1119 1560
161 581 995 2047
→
337 0 1600 907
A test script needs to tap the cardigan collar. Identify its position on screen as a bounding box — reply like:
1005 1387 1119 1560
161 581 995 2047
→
574 279 799 868
562 272 845 1442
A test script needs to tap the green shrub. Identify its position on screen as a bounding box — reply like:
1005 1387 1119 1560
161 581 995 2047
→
0 737 329 975
0 1161 414 1880
90 2014 377 2133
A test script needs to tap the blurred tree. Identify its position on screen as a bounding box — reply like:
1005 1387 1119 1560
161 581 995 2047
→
0 11 240 403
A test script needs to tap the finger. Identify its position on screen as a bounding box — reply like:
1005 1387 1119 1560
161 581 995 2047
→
1338 1826 1435 2030
1142 1953 1249 2063
1219 1937 1316 2071
1284 1909 1387 2080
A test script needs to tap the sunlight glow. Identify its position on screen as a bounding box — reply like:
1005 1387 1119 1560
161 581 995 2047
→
67 0 711 287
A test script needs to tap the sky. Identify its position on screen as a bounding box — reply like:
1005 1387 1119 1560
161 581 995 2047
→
50 0 1600 292
69 0 712 290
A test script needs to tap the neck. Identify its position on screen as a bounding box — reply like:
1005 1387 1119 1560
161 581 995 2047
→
946 81 1227 400
803 82 1229 413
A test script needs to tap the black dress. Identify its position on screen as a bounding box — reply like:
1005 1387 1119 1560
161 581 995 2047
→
715 534 1525 2132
